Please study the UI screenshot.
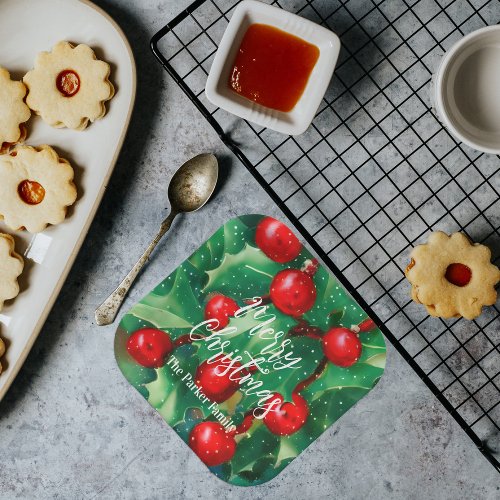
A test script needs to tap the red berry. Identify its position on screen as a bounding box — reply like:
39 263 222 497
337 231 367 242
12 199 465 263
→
195 354 243 403
204 295 239 330
263 393 309 436
255 217 302 263
322 327 362 367
189 422 236 467
126 328 173 368
270 269 317 316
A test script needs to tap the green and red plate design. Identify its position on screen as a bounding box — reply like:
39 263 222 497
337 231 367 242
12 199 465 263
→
115 215 386 486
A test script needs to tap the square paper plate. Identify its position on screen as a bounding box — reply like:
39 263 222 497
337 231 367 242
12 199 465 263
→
0 0 136 401
115 215 386 486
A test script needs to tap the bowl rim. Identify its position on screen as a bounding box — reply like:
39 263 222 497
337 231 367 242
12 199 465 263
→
434 24 500 155
204 0 341 136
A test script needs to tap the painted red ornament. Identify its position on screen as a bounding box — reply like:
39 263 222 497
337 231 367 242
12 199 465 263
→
189 421 236 467
204 294 239 330
263 392 309 435
322 327 362 367
255 217 302 263
270 269 317 316
126 328 173 368
195 354 244 403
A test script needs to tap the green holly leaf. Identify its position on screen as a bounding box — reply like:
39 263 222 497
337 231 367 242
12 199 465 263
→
231 422 279 480
358 342 385 369
252 456 275 476
238 214 265 229
203 243 282 298
302 267 342 330
189 216 266 275
328 309 344 327
362 352 386 368
211 462 232 483
174 407 204 441
360 329 386 348
310 386 370 432
128 304 193 329
276 437 301 468
133 263 204 328
305 358 384 396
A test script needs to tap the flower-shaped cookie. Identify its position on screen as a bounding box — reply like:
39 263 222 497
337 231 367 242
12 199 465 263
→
0 233 24 312
0 336 5 375
406 231 500 320
0 67 31 153
23 41 115 130
0 145 77 233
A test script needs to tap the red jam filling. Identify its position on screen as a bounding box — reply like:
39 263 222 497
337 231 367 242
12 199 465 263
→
229 24 320 112
56 70 80 97
18 180 45 205
445 263 472 287
406 258 415 273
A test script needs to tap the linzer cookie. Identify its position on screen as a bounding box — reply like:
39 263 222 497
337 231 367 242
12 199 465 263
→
406 231 500 320
0 145 77 233
0 68 31 153
23 41 115 130
115 215 386 486
0 336 5 375
0 233 24 312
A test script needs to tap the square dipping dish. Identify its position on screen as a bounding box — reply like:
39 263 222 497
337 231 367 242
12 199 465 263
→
205 0 340 136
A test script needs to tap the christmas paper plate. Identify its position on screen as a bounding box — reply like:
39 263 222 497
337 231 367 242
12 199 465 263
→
115 215 386 486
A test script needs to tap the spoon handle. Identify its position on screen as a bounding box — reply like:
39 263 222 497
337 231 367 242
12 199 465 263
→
95 211 178 326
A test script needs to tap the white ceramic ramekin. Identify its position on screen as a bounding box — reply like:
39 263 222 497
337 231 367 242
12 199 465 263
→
434 25 500 155
205 0 340 136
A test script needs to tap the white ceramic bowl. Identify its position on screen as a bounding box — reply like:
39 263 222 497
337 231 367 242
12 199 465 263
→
434 25 500 155
205 0 340 136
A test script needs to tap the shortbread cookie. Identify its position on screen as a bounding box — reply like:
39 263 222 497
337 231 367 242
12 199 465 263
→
406 231 500 320
0 336 5 375
0 233 24 312
23 41 115 130
0 68 31 152
0 145 77 233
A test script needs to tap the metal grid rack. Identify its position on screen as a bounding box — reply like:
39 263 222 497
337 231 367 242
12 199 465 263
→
151 0 500 471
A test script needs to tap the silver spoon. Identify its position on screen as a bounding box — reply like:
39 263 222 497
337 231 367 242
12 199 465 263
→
95 153 218 326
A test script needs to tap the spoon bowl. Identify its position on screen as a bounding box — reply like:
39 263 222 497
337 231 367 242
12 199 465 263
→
168 153 218 213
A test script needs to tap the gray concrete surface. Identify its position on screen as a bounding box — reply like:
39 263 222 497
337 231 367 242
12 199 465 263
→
1 0 499 498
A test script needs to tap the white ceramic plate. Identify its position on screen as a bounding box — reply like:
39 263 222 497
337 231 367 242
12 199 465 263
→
0 0 136 401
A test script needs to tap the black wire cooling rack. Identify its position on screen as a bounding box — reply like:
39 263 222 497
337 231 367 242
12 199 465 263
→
151 0 500 471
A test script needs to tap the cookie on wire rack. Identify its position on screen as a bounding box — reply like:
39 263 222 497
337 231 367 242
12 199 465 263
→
405 231 500 320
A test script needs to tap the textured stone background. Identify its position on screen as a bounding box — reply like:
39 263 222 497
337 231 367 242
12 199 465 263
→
1 0 499 498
